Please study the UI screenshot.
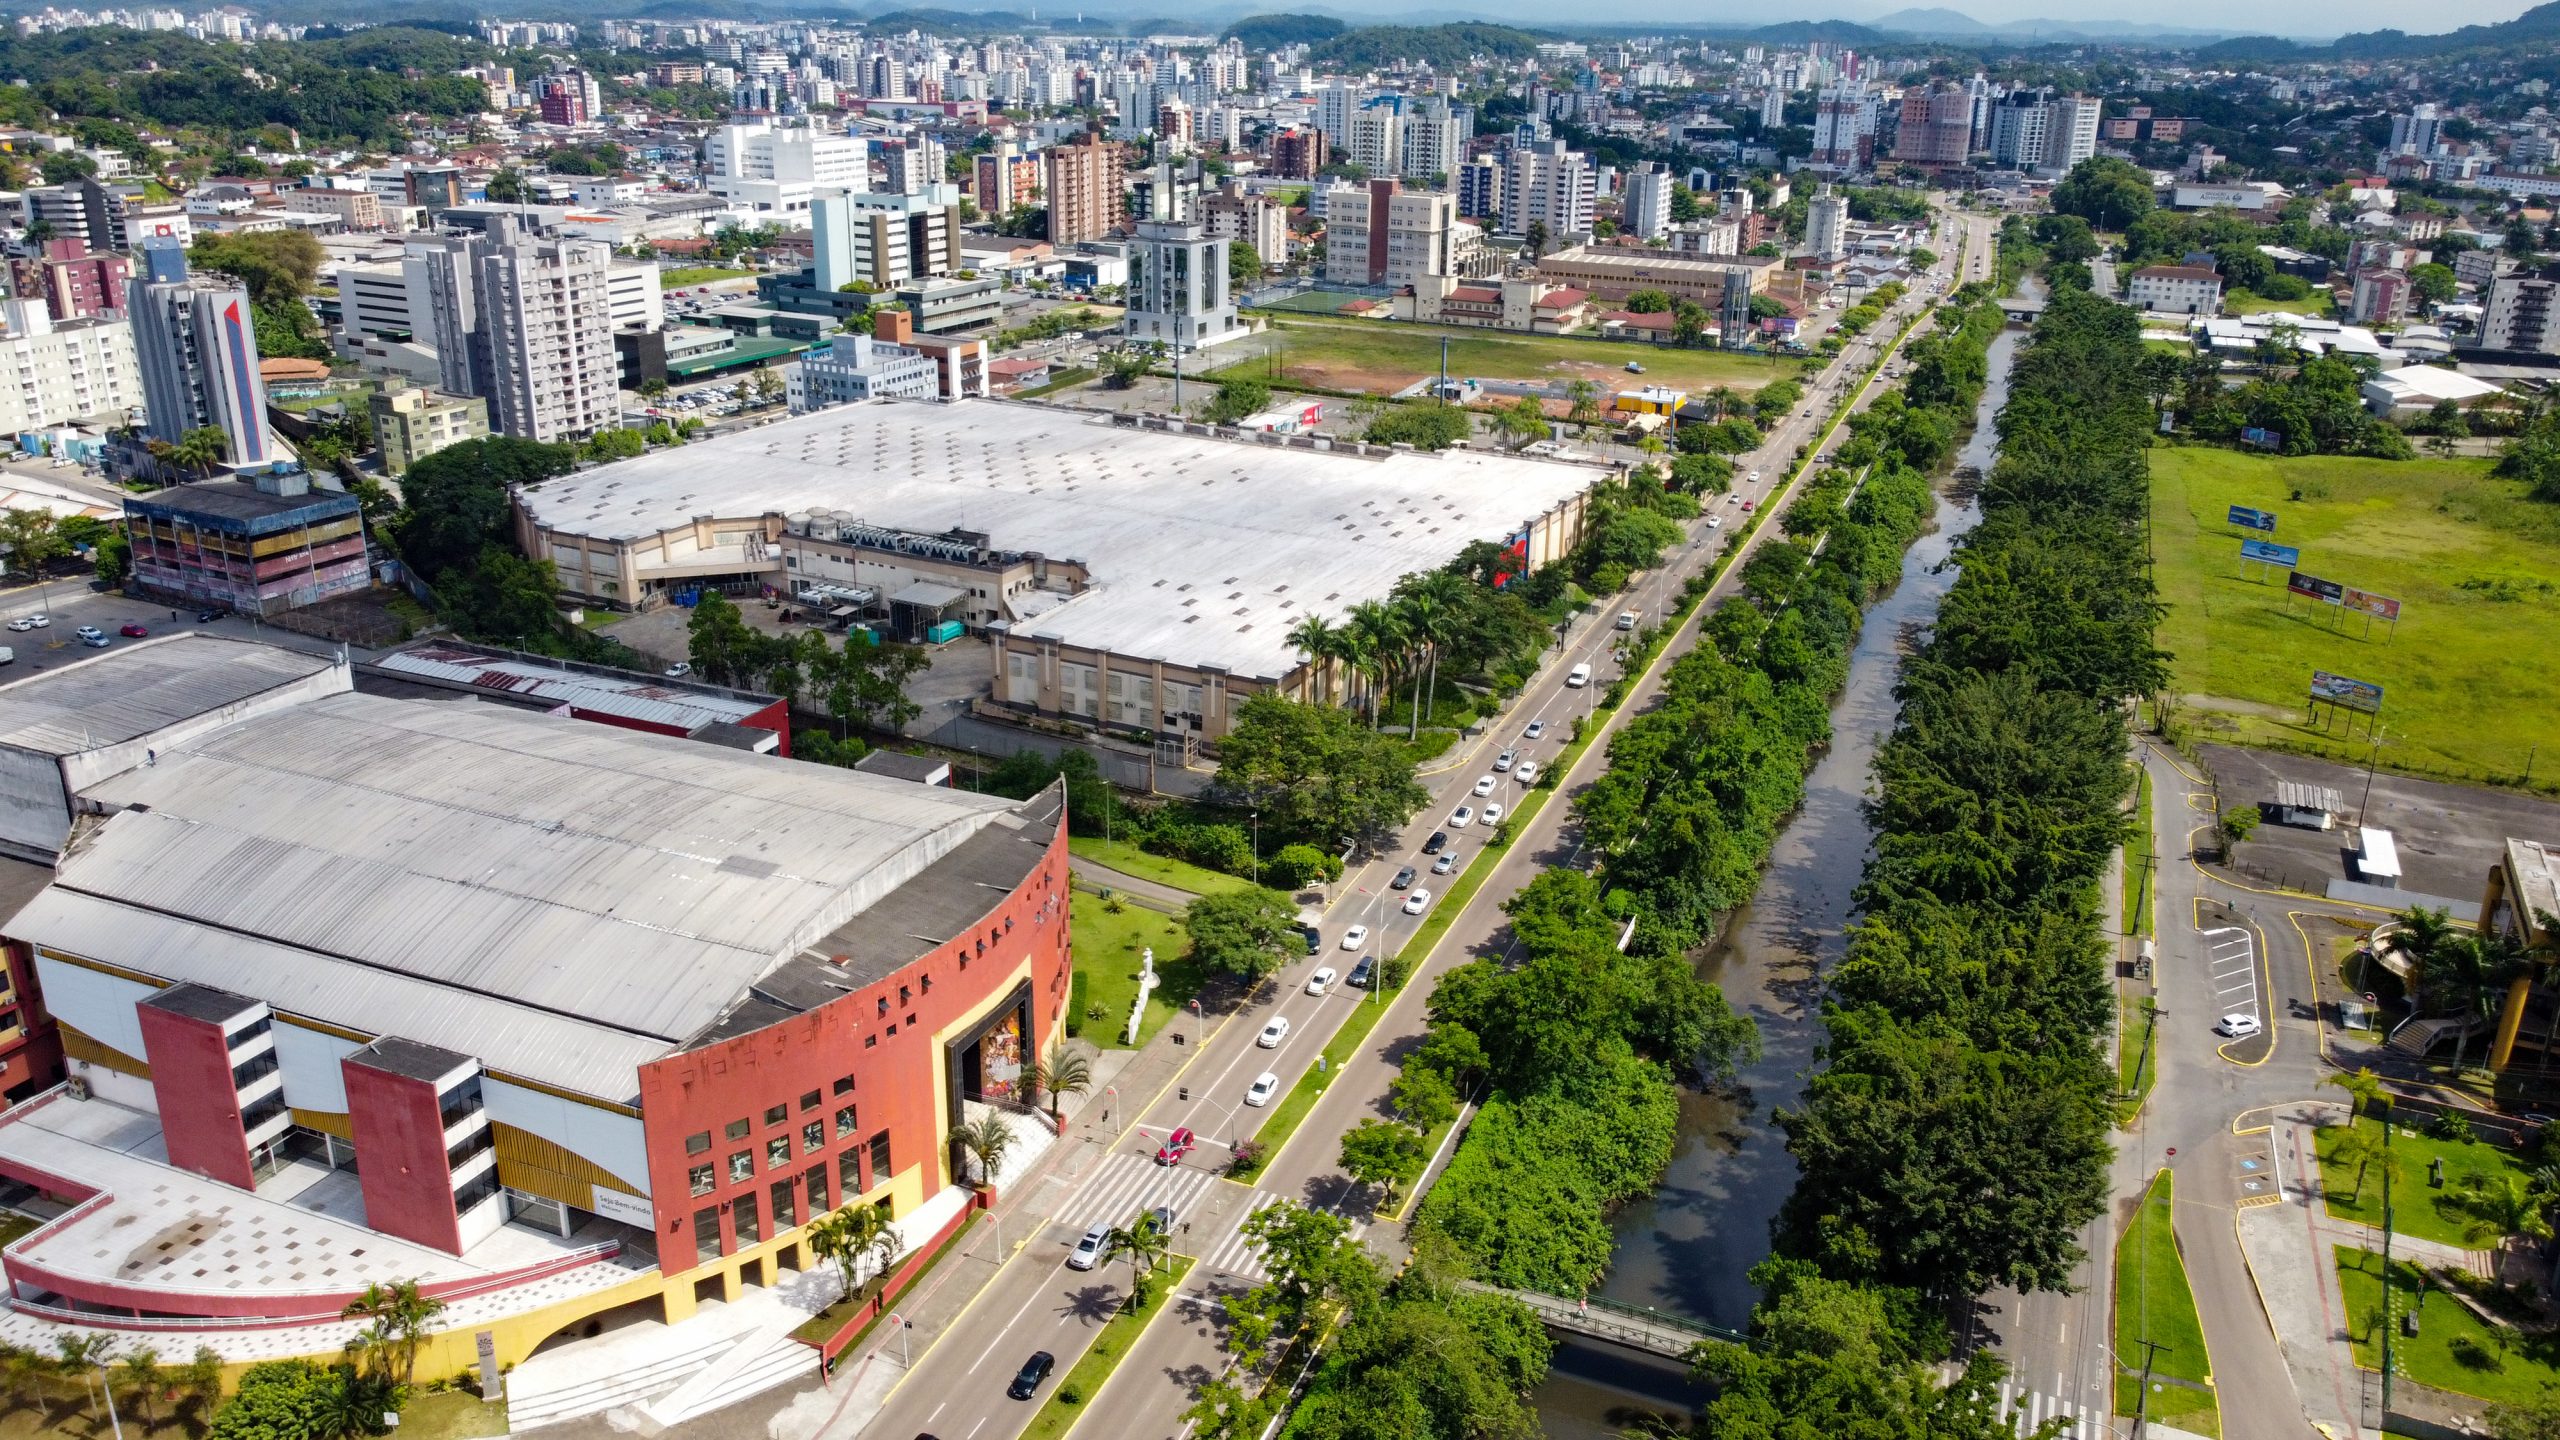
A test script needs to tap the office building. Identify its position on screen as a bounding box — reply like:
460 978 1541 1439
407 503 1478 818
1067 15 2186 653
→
893 274 1003 335
1893 82 1974 167
125 238 270 468
2482 265 2560 354
0 298 139 432
1620 162 1674 242
370 386 489 476
1044 133 1124 246
125 472 368 613
812 188 964 290
480 235 621 443
706 119 868 218
1806 185 1849 262
1504 140 1595 243
2126 264 2222 317
8 237 128 322
1124 218 1246 352
281 188 387 232
786 332 943 411
23 179 192 253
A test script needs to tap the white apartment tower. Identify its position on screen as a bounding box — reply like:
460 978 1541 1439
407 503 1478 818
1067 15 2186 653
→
479 236 620 443
1125 218 1247 352
1806 185 1849 262
1620 162 1674 242
1401 95 1467 182
1347 105 1401 181
1504 140 1595 243
0 298 138 433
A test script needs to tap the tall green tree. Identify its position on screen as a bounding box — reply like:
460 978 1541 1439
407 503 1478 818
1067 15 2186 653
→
1182 887 1301 985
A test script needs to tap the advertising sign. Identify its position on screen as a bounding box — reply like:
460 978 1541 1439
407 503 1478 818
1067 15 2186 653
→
2310 670 2383 714
2227 505 2278 533
2340 586 2403 622
2287 571 2343 604
2240 539 2300 567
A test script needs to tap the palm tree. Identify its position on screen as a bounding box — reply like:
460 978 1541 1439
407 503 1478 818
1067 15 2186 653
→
178 1346 222 1426
1028 1041 1091 1121
2327 1119 2400 1205
2390 906 2461 989
1344 601 1406 730
341 1278 443 1385
1395 589 1444 738
2324 1067 2385 1121
52 1334 112 1421
2461 1172 2557 1249
809 1202 904 1301
2 1344 59 1422
956 1111 1017 1188
1102 1207 1172 1303
168 425 228 477
2423 932 2533 1070
1285 614 1341 707
114 1346 162 1425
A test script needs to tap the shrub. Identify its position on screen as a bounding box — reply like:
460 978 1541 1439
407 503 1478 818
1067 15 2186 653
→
1264 843 1336 890
1380 952 1414 990
2451 1334 2505 1372
1065 970 1088 1037
2429 1108 2476 1144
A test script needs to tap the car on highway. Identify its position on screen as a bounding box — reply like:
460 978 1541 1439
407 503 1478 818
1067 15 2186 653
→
1245 1071 1280 1107
1067 1225 1108 1271
119 623 149 638
1346 954 1376 988
1480 802 1505 826
1421 830 1449 855
5 615 44 631
1401 888 1431 915
1391 866 1416 890
1339 924 1368 951
1008 1351 1056 1399
1154 1126 1196 1165
1448 805 1475 828
1306 966 1337 996
1747 471 1761 483
1514 761 1542 784
1258 1016 1292 1047
1706 515 1723 530
1472 775 1497 797
2214 1013 2263 1039
1494 749 1517 772
1524 720 1547 740
1431 850 1459 876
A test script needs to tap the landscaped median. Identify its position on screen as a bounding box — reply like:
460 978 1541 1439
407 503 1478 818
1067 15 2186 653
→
1030 1254 1197 1440
2114 1169 2220 1437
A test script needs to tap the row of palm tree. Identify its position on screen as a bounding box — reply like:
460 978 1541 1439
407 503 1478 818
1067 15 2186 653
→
808 1201 905 1305
0 1335 223 1429
1285 569 1477 736
2392 906 2554 1071
341 1278 445 1386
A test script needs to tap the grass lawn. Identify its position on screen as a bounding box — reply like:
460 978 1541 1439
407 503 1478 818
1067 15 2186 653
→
2118 997 2159 1119
1017 366 1095 398
2115 1170 2217 1432
2150 446 2560 790
0 1212 41 1246
1259 316 1791 396
658 265 757 287
1067 837 1250 896
1254 289 1373 315
1026 1254 1195 1440
2226 290 2338 318
2334 1244 2560 1404
397 1390 508 1440
1069 891 1203 1050
790 1213 985 1346
2312 1113 2525 1248
2124 764 2154 937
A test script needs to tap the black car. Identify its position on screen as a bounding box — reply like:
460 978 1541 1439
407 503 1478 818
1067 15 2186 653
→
1008 1351 1055 1400
1391 865 1416 890
1347 954 1376 988
194 608 223 623
1421 830 1449 855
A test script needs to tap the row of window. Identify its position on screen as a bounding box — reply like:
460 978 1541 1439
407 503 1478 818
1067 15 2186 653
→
682 1074 858 1160
687 1131 891 1267
690 1103 859 1195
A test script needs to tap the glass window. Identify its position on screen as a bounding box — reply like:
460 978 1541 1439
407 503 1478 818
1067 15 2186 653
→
689 1164 715 1197
898 985 910 1007
693 1208 722 1267
867 1131 891 1183
685 1131 711 1156
725 1118 750 1142
806 1166 828 1215
833 1075 856 1096
864 1035 877 1049
771 1179 797 1231
728 1150 754 1183
767 1136 790 1168
802 1121 824 1155
764 1104 787 1128
838 1147 862 1197
877 997 890 1017
799 1090 822 1112
733 1192 761 1246
835 1104 857 1138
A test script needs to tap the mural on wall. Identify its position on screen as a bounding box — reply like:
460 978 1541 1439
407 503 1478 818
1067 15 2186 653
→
980 1010 1023 1102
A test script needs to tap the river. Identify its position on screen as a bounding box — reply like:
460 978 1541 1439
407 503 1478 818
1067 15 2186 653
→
1532 323 2024 1437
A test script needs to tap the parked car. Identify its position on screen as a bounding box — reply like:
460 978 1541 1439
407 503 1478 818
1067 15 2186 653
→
195 608 223 623
1448 805 1475 828
1339 925 1368 951
1493 749 1517 772
1523 720 1547 740
1008 1351 1056 1399
1306 966 1337 996
1067 1225 1108 1271
1258 1016 1292 1047
75 626 107 647
664 662 693 678
2214 1013 2263 1040
1346 954 1376 988
1391 866 1416 890
1625 360 1645 374
1472 775 1497 797
119 623 148 638
1421 830 1450 855
5 615 43 632
1154 1126 1196 1165
1401 888 1431 916
1245 1071 1280 1107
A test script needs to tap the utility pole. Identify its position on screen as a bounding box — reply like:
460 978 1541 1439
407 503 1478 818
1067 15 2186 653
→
2381 1111 2398 1418
2125 1336 2171 1440
1439 336 1450 406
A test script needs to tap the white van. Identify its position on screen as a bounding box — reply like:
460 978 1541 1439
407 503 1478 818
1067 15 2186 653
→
1616 611 1638 632
1566 662 1592 688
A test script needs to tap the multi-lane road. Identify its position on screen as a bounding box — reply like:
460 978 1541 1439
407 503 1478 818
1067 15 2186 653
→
842 222 1969 1440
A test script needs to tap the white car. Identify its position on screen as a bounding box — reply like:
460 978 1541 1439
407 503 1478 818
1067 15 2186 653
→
2214 1013 2263 1040
1514 761 1542 785
664 662 693 678
1706 515 1723 530
1448 805 1475 829
1524 720 1547 740
1431 851 1459 876
1068 1221 1109 1270
1258 1016 1292 1048
1339 925 1368 951
1747 471 1761 482
1493 750 1517 772
1245 1071 1280 1107
1306 966 1337 996
1401 888 1431 915
1472 775 1498 797
1480 802 1505 826
5 614 43 632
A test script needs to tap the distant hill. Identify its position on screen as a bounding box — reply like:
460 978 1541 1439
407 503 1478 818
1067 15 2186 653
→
1867 7 1992 35
2331 0 2560 55
1222 11 1347 47
1865 6 2261 43
1307 21 1548 69
1742 19 1885 45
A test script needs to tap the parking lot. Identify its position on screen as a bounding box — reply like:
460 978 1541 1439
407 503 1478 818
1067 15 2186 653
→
2203 742 2560 907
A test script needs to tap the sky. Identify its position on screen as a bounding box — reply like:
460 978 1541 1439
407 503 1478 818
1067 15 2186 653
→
1501 0 2539 37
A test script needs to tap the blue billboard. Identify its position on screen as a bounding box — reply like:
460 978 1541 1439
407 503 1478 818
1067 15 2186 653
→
2241 539 2301 567
2227 505 2278 533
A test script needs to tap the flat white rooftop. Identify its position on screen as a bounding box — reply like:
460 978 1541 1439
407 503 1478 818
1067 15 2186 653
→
516 399 1609 681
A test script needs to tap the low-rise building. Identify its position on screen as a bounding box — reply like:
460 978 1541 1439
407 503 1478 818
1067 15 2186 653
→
1532 245 1772 306
124 471 370 616
2126 264 2223 317
892 275 1002 335
369 386 489 476
786 333 943 411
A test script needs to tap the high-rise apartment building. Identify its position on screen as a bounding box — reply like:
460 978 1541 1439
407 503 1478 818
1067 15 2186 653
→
1456 156 1505 223
1124 218 1245 351
1503 140 1595 243
812 188 963 290
1400 95 1467 182
1893 82 1973 166
2483 266 2560 354
1269 128 1324 181
1347 104 1401 180
1987 89 2052 169
1620 162 1674 242
1045 133 1125 245
0 297 139 432
9 237 128 322
477 235 620 443
1314 82 1362 153
973 143 1042 215
126 238 271 467
1805 185 1849 262
705 119 868 217
1811 83 1877 169
2045 94 2102 172
2389 104 2445 157
1198 182 1289 269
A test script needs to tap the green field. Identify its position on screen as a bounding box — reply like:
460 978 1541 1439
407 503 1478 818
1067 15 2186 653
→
2150 446 2560 790
2114 1170 2218 1434
1067 836 1249 896
2335 1244 2560 1404
1255 289 1374 314
2225 290 2337 319
659 265 757 287
1258 316 1790 395
1067 891 1201 1050
2312 1113 2529 1248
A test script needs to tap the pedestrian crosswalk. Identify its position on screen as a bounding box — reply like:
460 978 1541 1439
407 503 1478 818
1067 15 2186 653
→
1991 1380 2109 1439
1052 1152 1288 1283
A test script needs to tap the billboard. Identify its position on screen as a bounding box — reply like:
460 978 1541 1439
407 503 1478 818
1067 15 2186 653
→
2311 670 2383 714
2242 426 2284 451
2341 586 2403 622
2288 571 2344 604
2241 539 2300 567
2227 505 2278 533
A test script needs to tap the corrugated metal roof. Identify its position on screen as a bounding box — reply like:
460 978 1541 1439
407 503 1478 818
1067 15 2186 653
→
374 646 767 730
19 691 1023 1099
0 635 339 756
